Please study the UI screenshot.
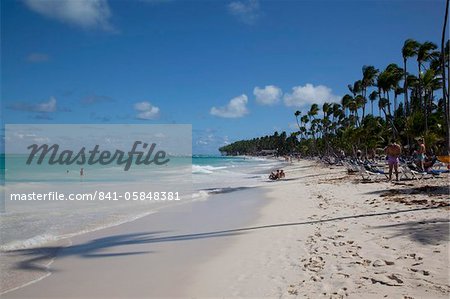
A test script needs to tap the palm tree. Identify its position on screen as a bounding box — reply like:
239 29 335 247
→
341 94 353 117
308 103 320 120
417 41 438 109
300 115 309 128
378 97 390 120
307 104 320 154
385 63 404 114
355 95 366 126
402 39 420 116
377 68 399 137
369 90 378 116
377 69 392 117
294 110 302 131
422 69 442 133
361 65 378 119
348 99 359 126
348 80 362 97
322 102 331 118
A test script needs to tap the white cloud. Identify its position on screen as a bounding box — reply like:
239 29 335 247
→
254 85 282 105
228 0 260 24
37 96 57 112
284 84 340 107
26 53 49 63
24 0 113 31
134 101 160 120
8 96 57 113
210 94 249 118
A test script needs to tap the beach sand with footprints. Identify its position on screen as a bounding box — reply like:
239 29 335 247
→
187 160 449 298
2 159 448 298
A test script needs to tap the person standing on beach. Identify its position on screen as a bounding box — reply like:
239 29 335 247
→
417 138 426 171
385 141 401 181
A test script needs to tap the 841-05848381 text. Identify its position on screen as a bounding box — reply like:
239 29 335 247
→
9 191 181 201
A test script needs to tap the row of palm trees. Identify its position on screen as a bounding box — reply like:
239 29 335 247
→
294 38 449 156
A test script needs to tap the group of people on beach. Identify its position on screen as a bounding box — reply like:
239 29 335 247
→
384 138 427 181
269 169 285 180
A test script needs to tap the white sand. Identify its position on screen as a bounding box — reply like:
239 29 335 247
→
3 160 449 298
186 160 449 298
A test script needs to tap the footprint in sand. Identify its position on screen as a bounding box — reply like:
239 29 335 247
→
328 287 348 299
410 268 430 276
303 256 325 273
372 259 395 267
362 273 404 286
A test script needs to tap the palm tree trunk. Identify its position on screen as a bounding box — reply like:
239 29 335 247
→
418 61 423 109
442 0 449 153
394 95 398 117
404 58 409 116
387 92 392 116
378 87 382 118
425 92 429 134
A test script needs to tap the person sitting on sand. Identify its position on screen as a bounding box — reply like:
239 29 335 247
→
269 170 285 180
385 141 401 181
269 171 278 180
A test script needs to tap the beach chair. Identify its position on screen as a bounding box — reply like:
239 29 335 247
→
343 161 359 174
400 164 423 180
400 164 439 180
358 165 388 181
427 169 450 175
365 163 389 178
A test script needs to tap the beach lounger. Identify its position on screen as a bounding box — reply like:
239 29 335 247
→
400 165 422 180
427 169 450 175
343 161 359 174
358 165 388 181
400 164 440 180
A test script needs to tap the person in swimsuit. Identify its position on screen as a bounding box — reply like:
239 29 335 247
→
417 138 426 171
385 141 401 181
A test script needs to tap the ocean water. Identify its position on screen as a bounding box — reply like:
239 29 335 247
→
0 155 284 251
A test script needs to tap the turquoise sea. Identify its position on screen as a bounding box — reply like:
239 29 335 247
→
0 154 284 251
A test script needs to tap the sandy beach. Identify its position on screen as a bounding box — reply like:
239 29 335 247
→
1 159 448 298
188 160 449 298
2 0 449 297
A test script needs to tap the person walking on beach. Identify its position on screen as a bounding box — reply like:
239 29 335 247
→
385 141 401 181
417 138 426 171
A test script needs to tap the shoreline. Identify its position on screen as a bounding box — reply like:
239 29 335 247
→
2 159 449 298
2 185 271 298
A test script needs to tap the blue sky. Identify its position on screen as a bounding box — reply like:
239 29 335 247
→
1 0 445 154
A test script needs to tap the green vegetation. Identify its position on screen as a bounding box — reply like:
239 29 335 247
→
220 38 450 157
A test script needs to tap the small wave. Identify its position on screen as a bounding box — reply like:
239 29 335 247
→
192 164 227 174
0 210 157 252
191 190 210 201
0 234 59 251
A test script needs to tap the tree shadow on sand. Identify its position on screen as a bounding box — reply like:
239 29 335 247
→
365 184 450 196
372 218 450 245
6 204 449 273
7 230 243 273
